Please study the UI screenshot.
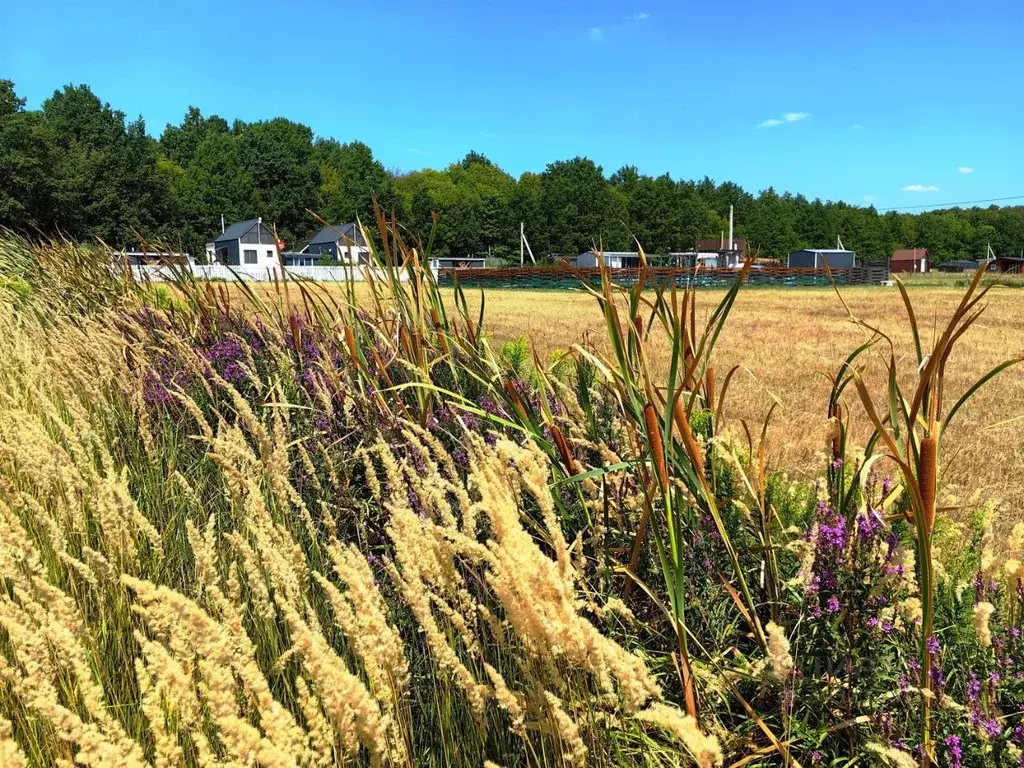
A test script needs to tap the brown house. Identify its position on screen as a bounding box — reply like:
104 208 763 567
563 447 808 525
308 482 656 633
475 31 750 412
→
987 256 1024 274
890 248 930 273
695 238 749 258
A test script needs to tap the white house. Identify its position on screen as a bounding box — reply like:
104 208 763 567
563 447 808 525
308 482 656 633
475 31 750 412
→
208 218 281 268
575 251 645 268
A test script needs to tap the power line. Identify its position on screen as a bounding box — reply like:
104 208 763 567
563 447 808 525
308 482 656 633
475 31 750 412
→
874 194 1024 212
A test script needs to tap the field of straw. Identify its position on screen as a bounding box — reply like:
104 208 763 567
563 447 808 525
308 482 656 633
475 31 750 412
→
456 284 1024 540
1 233 1023 768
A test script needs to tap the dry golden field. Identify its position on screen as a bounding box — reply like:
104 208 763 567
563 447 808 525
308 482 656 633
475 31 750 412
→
455 283 1024 540
248 279 1024 538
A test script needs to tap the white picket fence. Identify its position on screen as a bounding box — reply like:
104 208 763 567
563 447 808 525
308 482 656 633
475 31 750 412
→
129 264 414 283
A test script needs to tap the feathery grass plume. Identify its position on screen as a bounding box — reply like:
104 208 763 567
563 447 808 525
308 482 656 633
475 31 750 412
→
635 703 723 767
0 715 28 768
543 692 588 768
464 434 661 710
320 539 411 701
765 621 794 682
122 575 308 766
275 597 395 766
973 601 995 647
134 656 185 768
866 742 919 768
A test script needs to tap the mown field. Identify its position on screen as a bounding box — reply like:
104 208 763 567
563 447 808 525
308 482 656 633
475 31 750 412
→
255 279 1024 540
463 283 1024 539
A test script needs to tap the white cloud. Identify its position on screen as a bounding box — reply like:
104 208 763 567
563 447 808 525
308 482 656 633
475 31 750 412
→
625 12 650 20
901 184 940 192
863 195 877 202
757 112 809 128
588 26 604 41
957 166 974 174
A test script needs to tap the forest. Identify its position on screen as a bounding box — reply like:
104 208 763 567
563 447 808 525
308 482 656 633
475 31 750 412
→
2 80 1022 264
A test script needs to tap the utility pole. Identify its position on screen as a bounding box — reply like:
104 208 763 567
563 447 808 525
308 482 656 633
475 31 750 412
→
520 222 524 267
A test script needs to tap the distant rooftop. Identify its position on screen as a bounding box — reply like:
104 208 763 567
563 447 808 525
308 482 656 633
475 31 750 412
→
215 218 261 242
308 223 367 247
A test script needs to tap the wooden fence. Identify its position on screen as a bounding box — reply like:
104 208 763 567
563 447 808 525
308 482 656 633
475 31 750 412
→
437 262 890 289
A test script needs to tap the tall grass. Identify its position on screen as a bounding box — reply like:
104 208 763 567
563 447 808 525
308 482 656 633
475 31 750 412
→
0 222 1022 767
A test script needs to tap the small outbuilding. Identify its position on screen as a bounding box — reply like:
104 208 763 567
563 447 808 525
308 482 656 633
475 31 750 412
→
890 248 930 273
787 248 858 269
987 256 1024 274
575 251 643 269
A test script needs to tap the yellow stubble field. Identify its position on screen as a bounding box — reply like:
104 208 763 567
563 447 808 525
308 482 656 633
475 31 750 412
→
247 278 1024 539
458 283 1024 538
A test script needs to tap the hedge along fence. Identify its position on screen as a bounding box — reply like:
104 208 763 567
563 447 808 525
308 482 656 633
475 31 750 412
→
437 262 891 290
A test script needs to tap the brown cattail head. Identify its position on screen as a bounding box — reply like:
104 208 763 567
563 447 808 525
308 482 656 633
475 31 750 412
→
503 379 529 422
343 325 359 370
398 325 413 359
672 398 706 480
829 402 842 461
705 366 716 414
919 435 937 536
289 313 302 356
429 307 450 355
549 424 579 477
643 403 669 489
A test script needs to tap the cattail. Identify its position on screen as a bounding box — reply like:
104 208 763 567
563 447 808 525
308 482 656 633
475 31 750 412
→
672 398 705 480
343 325 359 370
549 424 579 476
429 307 450 355
919 435 937 536
643 403 668 489
829 402 843 462
503 379 529 422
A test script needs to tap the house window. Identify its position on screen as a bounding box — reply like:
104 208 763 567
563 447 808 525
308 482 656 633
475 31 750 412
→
267 250 274 262
243 249 257 265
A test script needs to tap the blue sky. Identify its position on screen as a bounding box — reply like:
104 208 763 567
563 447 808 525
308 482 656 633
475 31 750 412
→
3 0 1022 211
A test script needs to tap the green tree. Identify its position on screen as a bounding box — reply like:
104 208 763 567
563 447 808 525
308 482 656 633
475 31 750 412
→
540 157 625 257
159 106 229 167
42 84 168 244
235 118 319 246
314 139 397 227
0 80 55 232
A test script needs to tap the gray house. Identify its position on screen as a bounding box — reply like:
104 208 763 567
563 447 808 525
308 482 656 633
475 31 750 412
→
300 223 370 265
207 218 280 268
787 248 858 269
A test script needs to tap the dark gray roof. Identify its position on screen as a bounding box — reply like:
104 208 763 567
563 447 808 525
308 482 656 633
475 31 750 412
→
308 223 366 247
791 248 856 254
214 218 260 243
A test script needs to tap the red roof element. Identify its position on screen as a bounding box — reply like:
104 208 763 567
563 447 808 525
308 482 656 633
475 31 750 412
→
891 248 929 262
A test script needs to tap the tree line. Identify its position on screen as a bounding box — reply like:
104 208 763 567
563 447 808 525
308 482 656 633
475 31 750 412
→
2 80 1022 264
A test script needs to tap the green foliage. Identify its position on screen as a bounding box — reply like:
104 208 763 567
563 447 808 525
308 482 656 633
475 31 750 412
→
2 77 1024 268
499 334 531 378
